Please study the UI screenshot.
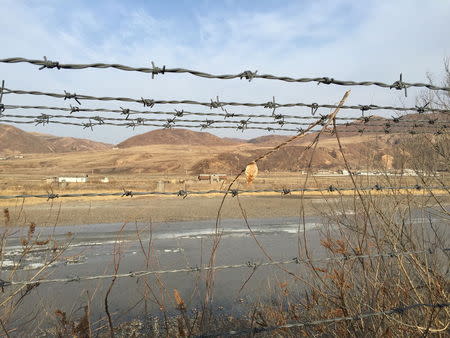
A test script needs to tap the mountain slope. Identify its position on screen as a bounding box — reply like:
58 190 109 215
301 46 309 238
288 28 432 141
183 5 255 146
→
35 134 112 152
0 124 112 154
0 124 53 154
117 128 239 148
247 135 291 146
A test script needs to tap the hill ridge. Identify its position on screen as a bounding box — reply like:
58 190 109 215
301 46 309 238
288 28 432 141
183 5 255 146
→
117 128 240 148
0 124 112 154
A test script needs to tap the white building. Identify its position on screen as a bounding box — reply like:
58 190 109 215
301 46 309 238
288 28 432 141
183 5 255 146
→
58 176 88 183
46 176 89 183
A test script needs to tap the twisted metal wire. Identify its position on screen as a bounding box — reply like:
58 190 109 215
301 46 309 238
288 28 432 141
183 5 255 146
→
1 57 449 92
3 87 450 115
3 248 446 286
1 113 446 131
2 118 447 135
0 185 446 200
197 303 450 337
2 104 450 125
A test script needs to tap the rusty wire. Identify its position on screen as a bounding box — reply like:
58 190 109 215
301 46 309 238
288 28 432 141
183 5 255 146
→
1 57 450 92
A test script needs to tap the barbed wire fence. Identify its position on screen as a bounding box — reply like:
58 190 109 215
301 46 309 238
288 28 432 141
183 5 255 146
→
0 57 449 336
2 247 448 287
197 303 450 337
2 87 450 113
2 57 450 92
1 118 448 136
0 184 447 200
1 85 449 135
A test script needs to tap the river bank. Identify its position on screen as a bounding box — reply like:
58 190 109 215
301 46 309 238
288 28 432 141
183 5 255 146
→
1 194 333 227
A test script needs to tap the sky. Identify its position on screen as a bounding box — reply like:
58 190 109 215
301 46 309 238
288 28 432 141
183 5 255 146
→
0 0 449 144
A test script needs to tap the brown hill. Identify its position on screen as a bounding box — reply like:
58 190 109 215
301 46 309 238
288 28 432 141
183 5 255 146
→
0 124 112 154
35 134 112 152
117 128 239 148
2 111 446 174
222 137 247 144
0 124 52 154
189 142 390 174
247 135 291 146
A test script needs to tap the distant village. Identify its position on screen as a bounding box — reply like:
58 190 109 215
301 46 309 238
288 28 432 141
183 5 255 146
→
42 168 428 189
45 175 109 184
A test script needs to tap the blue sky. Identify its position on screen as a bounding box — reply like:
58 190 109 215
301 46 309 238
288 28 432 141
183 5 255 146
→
0 0 449 143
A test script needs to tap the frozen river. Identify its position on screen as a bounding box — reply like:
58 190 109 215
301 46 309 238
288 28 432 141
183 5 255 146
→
1 209 447 335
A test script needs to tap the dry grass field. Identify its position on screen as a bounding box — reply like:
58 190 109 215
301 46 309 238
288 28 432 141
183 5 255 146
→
1 144 447 229
2 131 445 202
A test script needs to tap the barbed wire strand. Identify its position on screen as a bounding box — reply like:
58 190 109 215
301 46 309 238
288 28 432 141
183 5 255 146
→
1 118 447 135
2 247 447 287
1 57 449 92
2 113 447 131
196 302 450 337
2 104 450 125
3 87 450 115
0 185 446 200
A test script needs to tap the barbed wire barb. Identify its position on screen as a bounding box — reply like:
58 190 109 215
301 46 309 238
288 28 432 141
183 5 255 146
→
64 90 81 105
0 80 4 114
390 73 408 97
150 61 165 79
264 96 277 115
38 56 61 70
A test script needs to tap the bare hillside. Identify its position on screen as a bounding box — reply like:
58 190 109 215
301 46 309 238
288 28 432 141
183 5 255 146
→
35 134 112 152
0 124 112 154
247 135 291 146
1 112 447 174
118 128 240 148
0 124 53 154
